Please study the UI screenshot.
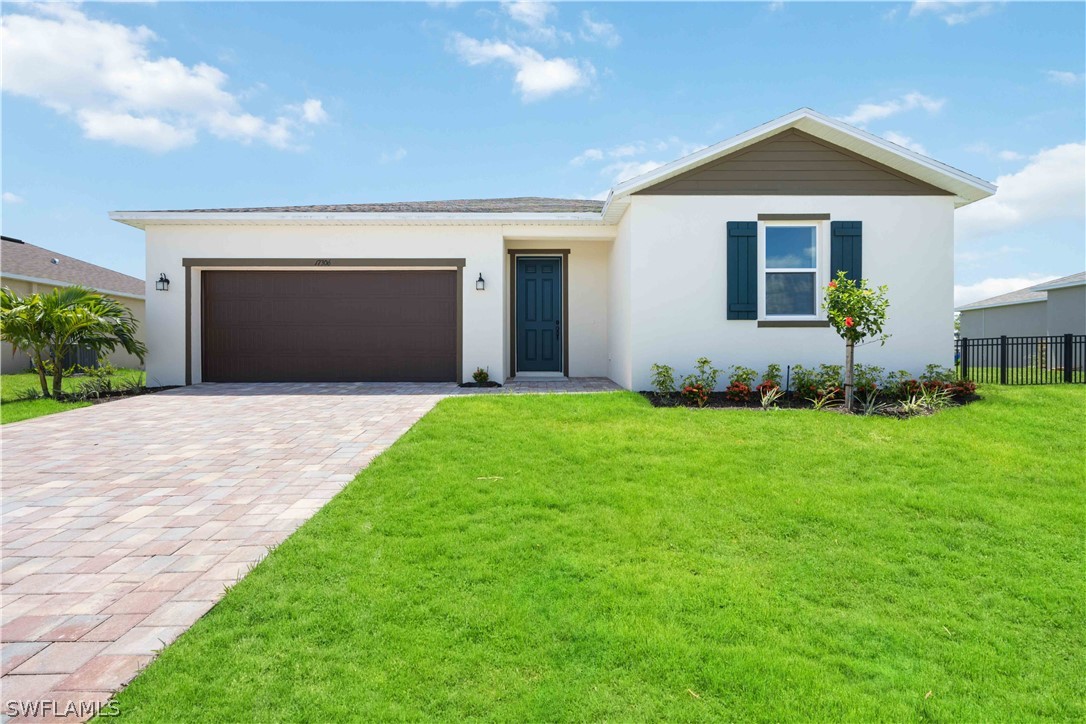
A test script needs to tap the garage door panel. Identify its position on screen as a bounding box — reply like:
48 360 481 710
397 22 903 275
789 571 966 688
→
202 270 457 382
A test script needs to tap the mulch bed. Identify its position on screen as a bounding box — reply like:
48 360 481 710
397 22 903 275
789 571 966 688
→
640 391 981 416
62 386 179 405
458 381 503 388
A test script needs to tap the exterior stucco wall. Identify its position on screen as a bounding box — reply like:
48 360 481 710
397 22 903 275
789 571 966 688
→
138 195 957 391
623 195 956 390
607 211 633 388
0 275 146 374
144 224 616 386
958 302 1047 339
1046 286 1086 335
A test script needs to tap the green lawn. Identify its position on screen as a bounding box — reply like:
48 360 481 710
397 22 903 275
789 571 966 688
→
0 368 144 424
111 385 1084 721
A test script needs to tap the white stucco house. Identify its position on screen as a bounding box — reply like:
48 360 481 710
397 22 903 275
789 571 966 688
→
110 109 995 391
957 272 1086 338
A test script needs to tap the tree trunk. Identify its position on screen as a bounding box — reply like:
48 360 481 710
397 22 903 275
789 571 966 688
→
33 352 49 397
50 350 64 398
844 340 855 411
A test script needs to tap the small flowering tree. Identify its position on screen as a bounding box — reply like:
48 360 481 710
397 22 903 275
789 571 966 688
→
822 271 890 410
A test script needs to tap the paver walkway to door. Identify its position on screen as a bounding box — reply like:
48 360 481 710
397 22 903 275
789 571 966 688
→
0 379 619 720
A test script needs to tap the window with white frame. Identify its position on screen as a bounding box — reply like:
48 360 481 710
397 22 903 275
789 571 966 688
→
763 223 819 317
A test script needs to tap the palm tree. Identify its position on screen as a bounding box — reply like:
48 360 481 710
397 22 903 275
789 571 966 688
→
1 286 147 397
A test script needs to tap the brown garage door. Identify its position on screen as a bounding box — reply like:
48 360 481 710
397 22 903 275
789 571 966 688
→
202 270 457 382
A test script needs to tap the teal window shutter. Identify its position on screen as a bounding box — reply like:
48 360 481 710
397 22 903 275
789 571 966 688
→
830 221 862 281
727 221 758 320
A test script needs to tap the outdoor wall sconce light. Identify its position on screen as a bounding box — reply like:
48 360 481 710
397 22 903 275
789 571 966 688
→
155 273 170 292
476 273 485 291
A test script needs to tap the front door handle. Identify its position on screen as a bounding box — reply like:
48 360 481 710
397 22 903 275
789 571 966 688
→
555 319 561 339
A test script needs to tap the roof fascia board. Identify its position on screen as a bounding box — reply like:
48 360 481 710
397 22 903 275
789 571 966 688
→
0 271 145 300
109 211 609 229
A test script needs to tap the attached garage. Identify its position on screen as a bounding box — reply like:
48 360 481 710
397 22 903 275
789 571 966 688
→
201 269 458 382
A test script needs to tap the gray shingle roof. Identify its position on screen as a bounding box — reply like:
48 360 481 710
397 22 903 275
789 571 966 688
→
1033 271 1086 291
145 197 605 214
956 271 1086 311
1 237 144 297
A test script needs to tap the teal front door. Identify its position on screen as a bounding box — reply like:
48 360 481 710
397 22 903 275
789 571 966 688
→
516 256 563 373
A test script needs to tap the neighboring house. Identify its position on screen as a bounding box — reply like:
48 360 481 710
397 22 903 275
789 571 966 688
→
1 236 146 373
957 272 1086 338
110 108 995 391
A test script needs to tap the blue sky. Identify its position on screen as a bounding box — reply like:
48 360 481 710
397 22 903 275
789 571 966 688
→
2 1 1083 305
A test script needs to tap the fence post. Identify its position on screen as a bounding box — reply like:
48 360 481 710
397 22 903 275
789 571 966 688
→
960 337 969 380
1065 334 1074 384
999 335 1008 384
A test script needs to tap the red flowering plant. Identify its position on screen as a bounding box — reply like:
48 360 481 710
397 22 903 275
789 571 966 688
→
726 365 757 403
822 271 890 410
680 357 721 408
681 383 711 408
755 363 783 395
725 382 751 403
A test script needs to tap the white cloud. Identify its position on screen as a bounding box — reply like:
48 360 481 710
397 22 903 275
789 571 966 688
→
955 275 1058 307
569 148 603 166
954 244 1022 264
379 147 408 164
1046 70 1085 86
292 99 328 125
956 142 1086 240
579 12 620 48
909 1 996 26
501 1 563 42
0 4 326 152
603 159 666 184
570 137 707 188
966 142 1024 161
448 33 593 101
2 192 25 204
609 143 646 159
841 92 944 126
882 130 928 155
768 1 786 12
77 109 198 152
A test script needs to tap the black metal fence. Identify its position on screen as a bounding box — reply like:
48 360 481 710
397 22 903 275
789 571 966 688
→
956 334 1086 385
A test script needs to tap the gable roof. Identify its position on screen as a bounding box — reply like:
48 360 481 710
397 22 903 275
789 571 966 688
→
956 272 1085 312
110 108 995 229
630 128 952 197
602 108 995 223
0 236 145 298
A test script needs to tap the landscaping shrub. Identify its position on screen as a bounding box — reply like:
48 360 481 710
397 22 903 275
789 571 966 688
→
729 366 757 389
649 363 677 396
759 385 784 410
724 382 751 402
852 363 884 400
760 363 782 389
645 359 977 417
682 357 722 393
680 382 710 408
472 367 490 384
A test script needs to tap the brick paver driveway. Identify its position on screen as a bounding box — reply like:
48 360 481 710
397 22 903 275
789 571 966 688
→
0 378 618 719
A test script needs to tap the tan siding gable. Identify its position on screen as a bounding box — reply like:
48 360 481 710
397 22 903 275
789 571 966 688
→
634 129 952 196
